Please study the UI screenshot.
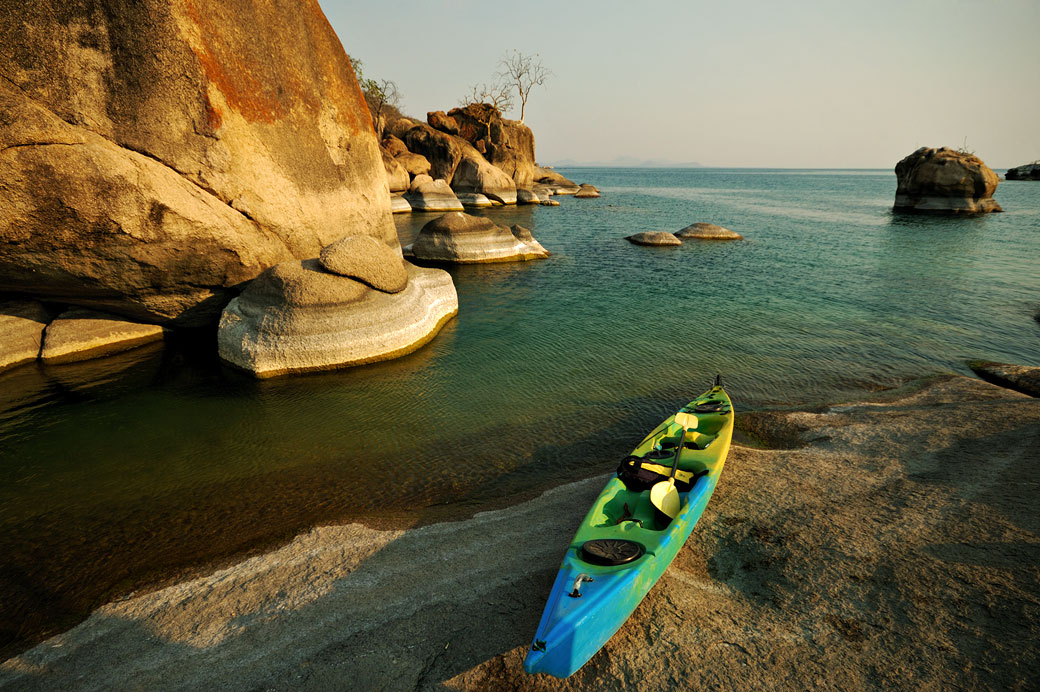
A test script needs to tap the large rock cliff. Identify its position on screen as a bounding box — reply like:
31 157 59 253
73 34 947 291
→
0 0 396 326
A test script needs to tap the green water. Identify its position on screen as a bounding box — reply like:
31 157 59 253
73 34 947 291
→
1 168 1038 654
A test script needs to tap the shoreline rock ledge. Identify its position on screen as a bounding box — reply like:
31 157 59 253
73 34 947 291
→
893 147 1002 214
217 257 457 378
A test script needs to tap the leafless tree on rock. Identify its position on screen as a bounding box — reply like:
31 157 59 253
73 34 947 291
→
497 50 551 123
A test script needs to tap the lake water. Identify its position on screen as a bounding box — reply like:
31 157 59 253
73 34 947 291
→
2 168 1038 655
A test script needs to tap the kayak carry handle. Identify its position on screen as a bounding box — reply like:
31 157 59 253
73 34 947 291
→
569 573 593 598
713 374 722 388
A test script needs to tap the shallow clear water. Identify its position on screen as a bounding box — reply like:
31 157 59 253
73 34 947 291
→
1 168 1038 652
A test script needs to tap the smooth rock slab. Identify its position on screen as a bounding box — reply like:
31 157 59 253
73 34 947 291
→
0 300 50 372
968 361 1040 397
626 232 682 246
40 308 165 364
675 223 743 240
390 195 412 214
410 212 550 263
318 236 407 293
217 261 457 378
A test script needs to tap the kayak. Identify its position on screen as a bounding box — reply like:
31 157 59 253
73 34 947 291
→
523 379 734 678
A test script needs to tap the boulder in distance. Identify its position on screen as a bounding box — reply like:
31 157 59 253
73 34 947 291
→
1005 162 1040 181
894 147 1002 214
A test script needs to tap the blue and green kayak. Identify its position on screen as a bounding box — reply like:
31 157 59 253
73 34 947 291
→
523 381 734 678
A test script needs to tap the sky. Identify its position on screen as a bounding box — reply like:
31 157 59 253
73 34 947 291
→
320 0 1040 169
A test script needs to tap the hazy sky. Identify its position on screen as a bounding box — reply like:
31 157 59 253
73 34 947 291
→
320 0 1040 168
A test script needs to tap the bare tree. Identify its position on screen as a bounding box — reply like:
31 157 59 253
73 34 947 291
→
497 50 551 123
459 81 513 113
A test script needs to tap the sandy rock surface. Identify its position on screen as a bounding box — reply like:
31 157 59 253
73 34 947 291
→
39 309 164 364
2 375 1036 691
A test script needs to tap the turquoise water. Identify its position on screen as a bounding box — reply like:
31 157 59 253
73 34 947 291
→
1 168 1038 653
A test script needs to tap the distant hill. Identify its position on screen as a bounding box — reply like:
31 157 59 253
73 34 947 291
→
550 156 703 168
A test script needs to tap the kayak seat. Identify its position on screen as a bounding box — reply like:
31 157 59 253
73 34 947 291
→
684 432 717 450
581 538 645 566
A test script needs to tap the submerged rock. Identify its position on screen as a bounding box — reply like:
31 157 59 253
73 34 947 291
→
1005 162 1040 181
40 309 165 364
0 300 50 372
675 223 743 240
626 232 682 246
893 147 1002 214
410 212 550 263
318 236 407 293
404 175 464 212
0 0 396 326
217 261 457 378
968 361 1040 397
